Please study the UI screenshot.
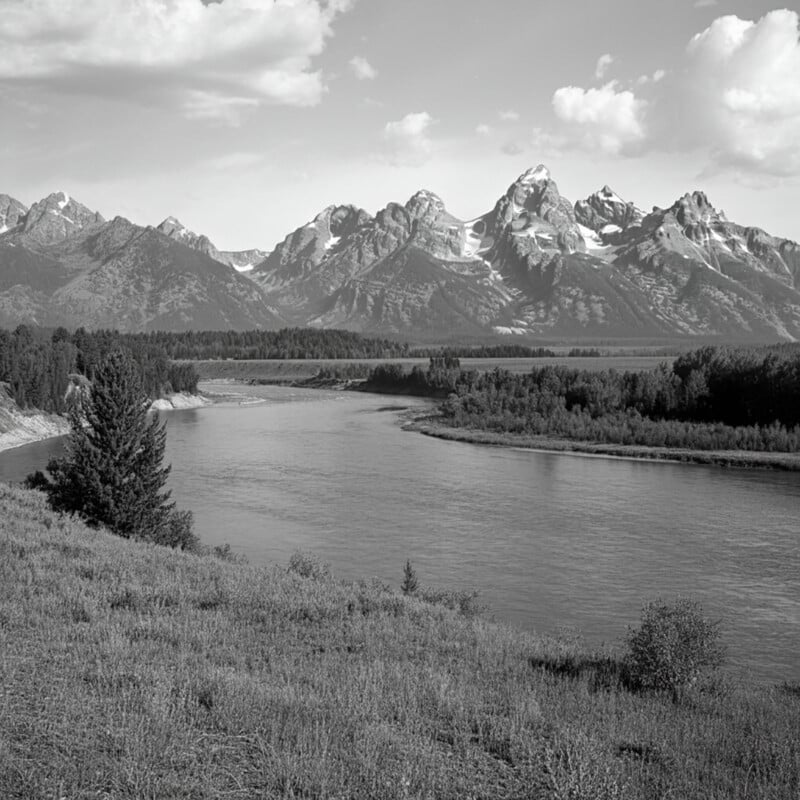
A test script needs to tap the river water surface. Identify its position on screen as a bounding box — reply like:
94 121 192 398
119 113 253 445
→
1 382 798 683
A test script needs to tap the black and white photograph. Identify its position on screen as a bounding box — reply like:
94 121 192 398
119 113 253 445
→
0 0 799 797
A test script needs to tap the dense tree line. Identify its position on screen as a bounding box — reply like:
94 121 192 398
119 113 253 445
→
359 346 800 452
0 326 198 413
124 328 412 360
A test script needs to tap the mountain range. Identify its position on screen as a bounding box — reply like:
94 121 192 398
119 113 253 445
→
1 166 799 339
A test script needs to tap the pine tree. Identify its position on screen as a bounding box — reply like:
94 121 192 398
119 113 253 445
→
401 560 419 595
30 350 196 548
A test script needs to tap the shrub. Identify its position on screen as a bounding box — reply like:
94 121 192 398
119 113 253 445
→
147 509 200 552
417 587 484 619
625 597 725 702
287 551 331 581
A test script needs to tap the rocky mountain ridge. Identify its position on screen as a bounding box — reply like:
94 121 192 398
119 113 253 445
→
1 169 799 338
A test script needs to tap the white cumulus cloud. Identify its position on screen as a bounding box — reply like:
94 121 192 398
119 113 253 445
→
549 10 800 178
0 0 355 122
679 9 800 176
382 112 434 166
552 82 647 155
349 56 377 81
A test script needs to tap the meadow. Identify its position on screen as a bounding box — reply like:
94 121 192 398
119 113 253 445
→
1 484 798 799
192 355 673 384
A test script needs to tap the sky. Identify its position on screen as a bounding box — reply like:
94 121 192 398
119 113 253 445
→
1 0 799 250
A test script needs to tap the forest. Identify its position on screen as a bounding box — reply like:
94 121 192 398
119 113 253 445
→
0 326 198 413
360 346 800 452
83 329 611 361
126 328 412 360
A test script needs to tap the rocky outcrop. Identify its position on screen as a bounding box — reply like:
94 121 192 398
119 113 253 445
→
574 186 644 234
0 195 27 234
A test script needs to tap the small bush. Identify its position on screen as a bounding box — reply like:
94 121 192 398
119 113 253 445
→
212 543 245 563
146 509 200 552
625 597 725 702
287 551 330 581
418 587 484 619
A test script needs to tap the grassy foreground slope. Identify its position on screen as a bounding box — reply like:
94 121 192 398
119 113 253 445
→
1 485 798 800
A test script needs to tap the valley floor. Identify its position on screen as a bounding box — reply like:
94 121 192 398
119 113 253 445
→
404 413 800 471
1 483 798 799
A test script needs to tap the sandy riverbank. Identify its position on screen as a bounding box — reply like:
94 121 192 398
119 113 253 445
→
403 413 800 472
0 408 70 455
0 392 214 455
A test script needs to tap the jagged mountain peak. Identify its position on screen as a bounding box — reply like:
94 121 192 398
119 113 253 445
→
488 163 584 256
575 185 644 235
21 192 105 245
515 164 552 186
405 190 448 223
156 216 197 240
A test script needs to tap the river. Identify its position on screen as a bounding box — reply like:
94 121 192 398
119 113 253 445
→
1 382 798 683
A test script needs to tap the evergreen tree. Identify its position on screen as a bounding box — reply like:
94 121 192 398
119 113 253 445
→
401 560 419 595
29 350 197 549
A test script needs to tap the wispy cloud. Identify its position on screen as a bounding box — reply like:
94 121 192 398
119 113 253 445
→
499 110 520 122
594 53 615 80
0 0 356 123
349 56 378 80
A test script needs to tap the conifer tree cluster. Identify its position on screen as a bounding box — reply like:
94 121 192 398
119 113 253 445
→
28 351 197 550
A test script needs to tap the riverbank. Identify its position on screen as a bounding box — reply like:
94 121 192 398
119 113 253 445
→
403 413 800 471
0 392 213 455
0 406 69 454
1 482 797 799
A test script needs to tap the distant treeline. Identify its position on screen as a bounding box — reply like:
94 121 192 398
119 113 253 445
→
123 330 607 361
0 326 198 413
76 329 633 361
359 346 800 452
128 329 412 360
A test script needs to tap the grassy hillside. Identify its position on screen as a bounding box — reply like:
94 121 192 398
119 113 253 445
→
1 484 798 799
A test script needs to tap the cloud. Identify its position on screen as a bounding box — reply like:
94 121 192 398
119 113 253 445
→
552 82 647 155
694 0 718 7
677 9 800 176
349 55 377 80
499 110 520 122
594 53 615 80
382 111 434 166
476 123 492 136
0 0 355 122
501 141 524 156
549 10 800 178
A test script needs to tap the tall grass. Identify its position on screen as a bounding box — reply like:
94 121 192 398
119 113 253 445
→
1 483 798 799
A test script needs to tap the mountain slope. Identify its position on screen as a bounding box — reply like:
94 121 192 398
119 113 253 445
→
0 201 282 331
156 217 269 272
2 172 799 338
